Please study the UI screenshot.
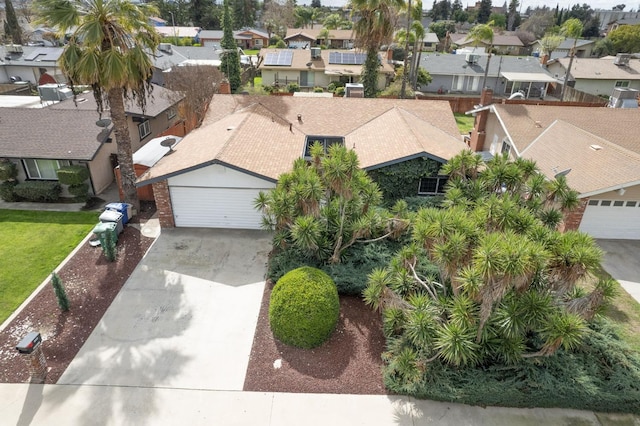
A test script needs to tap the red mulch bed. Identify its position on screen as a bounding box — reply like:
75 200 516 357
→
243 281 387 394
0 207 156 384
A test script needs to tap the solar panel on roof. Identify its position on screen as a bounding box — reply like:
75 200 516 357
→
263 50 293 66
328 52 367 65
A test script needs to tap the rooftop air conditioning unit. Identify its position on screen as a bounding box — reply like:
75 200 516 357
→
345 83 364 98
310 47 321 59
614 53 631 66
158 43 172 53
7 44 23 53
465 53 480 64
609 87 639 108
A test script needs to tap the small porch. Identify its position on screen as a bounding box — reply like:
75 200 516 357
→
500 72 558 100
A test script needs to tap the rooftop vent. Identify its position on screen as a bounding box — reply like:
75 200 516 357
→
614 53 631 66
590 144 602 151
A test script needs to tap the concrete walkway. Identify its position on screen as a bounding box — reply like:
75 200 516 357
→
2 384 635 426
597 239 640 304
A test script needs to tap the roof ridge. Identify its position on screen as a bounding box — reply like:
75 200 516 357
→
343 105 400 137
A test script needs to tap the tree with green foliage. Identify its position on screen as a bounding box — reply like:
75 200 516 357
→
488 12 506 29
4 0 23 45
608 24 640 54
559 18 583 101
102 228 117 261
506 0 520 31
468 22 494 90
476 0 492 23
311 0 322 7
539 33 563 58
364 151 615 373
35 0 160 213
233 0 257 29
294 6 317 28
51 272 70 311
220 0 241 91
318 27 331 47
451 0 467 22
255 144 409 265
351 0 404 98
429 20 455 39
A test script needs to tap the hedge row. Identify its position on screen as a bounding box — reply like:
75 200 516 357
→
13 181 61 202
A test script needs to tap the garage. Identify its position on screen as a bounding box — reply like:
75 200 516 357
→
579 199 640 239
168 164 275 229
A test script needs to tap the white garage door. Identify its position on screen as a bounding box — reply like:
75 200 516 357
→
579 199 640 239
170 186 266 229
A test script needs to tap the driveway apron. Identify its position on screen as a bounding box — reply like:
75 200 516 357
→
597 239 640 303
58 228 272 391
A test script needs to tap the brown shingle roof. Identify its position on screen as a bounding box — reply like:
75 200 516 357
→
0 108 110 160
520 120 640 195
138 95 467 185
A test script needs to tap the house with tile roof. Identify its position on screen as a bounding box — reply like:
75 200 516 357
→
284 27 356 49
419 53 557 98
546 54 640 97
136 95 469 229
0 86 184 197
258 48 394 91
468 91 640 239
451 32 525 56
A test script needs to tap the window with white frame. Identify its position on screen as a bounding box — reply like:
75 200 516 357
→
166 107 176 120
255 39 263 47
138 120 151 140
418 176 449 195
615 80 630 88
23 159 70 180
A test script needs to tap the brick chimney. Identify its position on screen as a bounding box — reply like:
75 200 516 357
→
219 80 231 94
469 88 493 152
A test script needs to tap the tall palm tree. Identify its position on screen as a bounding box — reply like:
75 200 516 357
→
351 0 404 98
468 22 494 91
35 0 160 212
559 18 584 102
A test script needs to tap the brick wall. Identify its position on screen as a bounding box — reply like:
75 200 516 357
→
564 198 589 231
152 180 175 228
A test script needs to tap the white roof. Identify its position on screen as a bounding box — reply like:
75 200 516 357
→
500 72 558 83
0 94 53 108
133 135 183 167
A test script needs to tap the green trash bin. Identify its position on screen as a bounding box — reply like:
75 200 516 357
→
92 222 118 246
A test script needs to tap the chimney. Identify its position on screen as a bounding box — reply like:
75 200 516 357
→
386 48 393 63
219 80 231 94
469 88 493 152
540 54 549 65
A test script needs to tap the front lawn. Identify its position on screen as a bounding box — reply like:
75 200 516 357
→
0 210 99 324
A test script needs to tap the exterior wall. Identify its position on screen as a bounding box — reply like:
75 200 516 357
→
202 39 220 48
0 64 65 85
424 74 500 95
480 112 510 152
592 185 640 201
126 109 181 152
87 142 118 194
152 180 175 228
168 164 275 188
564 197 588 231
573 79 640 97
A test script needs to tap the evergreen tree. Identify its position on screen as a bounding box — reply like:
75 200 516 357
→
103 230 117 262
477 0 492 23
506 0 519 31
233 0 257 29
191 0 208 28
4 0 23 45
221 0 241 91
51 272 70 311
311 0 321 7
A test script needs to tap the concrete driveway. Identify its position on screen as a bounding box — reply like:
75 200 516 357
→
58 228 272 391
597 239 640 303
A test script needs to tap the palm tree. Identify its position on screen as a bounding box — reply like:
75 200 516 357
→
318 27 332 48
351 0 404 98
34 0 160 213
468 22 494 91
323 13 343 30
559 18 584 101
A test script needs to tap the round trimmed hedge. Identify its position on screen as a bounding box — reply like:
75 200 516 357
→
269 266 340 349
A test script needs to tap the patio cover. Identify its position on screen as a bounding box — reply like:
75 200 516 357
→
500 72 558 83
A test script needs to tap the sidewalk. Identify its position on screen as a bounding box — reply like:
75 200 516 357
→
2 384 635 426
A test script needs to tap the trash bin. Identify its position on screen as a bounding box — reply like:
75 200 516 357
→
93 222 118 246
99 209 124 235
105 202 132 224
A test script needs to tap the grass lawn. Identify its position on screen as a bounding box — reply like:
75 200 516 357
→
0 210 99 324
244 49 259 56
253 76 262 87
454 113 475 135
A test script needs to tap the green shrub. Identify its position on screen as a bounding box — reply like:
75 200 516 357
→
51 272 70 311
334 87 345 96
68 183 89 202
313 86 324 93
367 157 442 202
384 319 640 414
56 165 89 185
287 82 300 93
0 180 19 202
102 229 117 262
275 39 287 48
0 161 18 181
402 195 444 211
269 266 340 349
14 181 61 202
327 81 345 93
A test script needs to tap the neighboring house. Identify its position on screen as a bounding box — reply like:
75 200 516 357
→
285 27 356 49
596 9 640 33
198 28 269 49
530 38 596 60
0 45 66 85
419 53 557 98
258 48 394 90
149 16 167 27
546 54 640 97
453 32 525 56
0 86 184 196
155 26 201 42
136 95 468 229
468 93 640 239
420 33 440 51
150 43 222 85
607 16 640 33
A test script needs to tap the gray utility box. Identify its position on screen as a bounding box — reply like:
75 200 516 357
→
99 209 124 235
16 332 42 354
